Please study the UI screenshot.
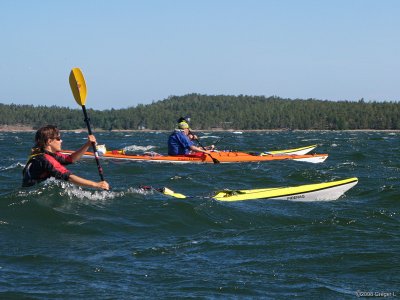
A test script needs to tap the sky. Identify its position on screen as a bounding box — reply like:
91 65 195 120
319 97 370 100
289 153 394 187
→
0 0 399 110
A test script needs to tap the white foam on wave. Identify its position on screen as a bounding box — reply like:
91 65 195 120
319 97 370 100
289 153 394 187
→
125 187 152 196
0 162 25 171
199 135 220 139
56 181 166 203
123 145 156 152
59 181 127 203
15 179 146 208
15 179 123 206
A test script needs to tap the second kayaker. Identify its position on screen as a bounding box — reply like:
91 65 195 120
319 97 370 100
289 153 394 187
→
168 121 213 156
177 116 198 141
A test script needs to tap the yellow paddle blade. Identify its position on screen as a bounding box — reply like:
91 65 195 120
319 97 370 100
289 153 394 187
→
69 67 87 106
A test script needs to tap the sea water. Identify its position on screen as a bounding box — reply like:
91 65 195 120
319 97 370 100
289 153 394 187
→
0 131 399 299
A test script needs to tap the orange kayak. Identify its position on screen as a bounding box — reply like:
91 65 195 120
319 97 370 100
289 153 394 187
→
62 145 328 164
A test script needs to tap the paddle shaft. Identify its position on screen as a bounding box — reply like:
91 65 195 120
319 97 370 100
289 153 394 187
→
81 105 105 181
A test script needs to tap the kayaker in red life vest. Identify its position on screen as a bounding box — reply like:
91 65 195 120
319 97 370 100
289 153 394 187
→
168 121 213 155
22 125 109 190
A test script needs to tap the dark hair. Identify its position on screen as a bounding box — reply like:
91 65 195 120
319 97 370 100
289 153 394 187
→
31 125 60 154
177 115 191 123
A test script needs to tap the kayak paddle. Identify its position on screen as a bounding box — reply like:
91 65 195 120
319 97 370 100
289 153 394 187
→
69 68 105 182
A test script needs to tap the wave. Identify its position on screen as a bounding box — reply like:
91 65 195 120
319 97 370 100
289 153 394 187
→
0 162 24 172
123 145 156 152
6 179 176 205
199 135 220 139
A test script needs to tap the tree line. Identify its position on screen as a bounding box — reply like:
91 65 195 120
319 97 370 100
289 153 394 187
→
1 94 399 130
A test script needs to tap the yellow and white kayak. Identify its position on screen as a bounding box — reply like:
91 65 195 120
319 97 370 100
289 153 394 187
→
155 178 358 202
212 177 358 202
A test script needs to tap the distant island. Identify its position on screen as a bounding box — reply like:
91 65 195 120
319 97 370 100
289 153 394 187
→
1 94 399 130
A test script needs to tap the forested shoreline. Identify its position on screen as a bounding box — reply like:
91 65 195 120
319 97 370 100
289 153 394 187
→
1 94 399 130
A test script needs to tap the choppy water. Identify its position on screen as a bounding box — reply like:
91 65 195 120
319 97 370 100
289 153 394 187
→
0 131 399 299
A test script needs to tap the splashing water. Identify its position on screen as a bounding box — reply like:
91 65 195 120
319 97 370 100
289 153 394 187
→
123 145 156 152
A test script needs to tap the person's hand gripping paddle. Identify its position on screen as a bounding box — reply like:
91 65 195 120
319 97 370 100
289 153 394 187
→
189 129 220 164
69 68 106 182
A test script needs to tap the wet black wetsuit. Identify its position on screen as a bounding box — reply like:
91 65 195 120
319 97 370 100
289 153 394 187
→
22 151 73 187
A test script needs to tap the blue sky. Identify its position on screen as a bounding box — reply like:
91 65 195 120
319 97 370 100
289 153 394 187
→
1 0 399 110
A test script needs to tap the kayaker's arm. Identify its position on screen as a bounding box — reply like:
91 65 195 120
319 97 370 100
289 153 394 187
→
69 174 109 190
70 135 96 162
190 145 211 154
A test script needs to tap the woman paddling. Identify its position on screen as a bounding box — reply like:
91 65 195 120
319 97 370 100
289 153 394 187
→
22 125 109 190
